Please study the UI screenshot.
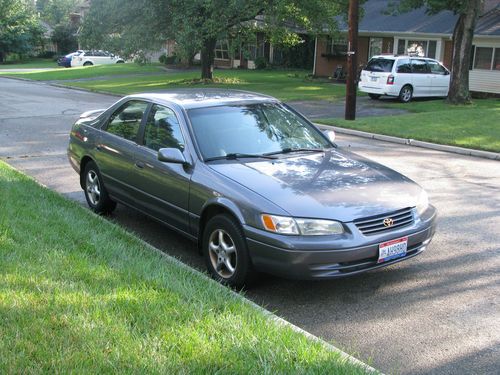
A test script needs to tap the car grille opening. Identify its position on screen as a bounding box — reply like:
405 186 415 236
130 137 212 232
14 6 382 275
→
354 207 414 235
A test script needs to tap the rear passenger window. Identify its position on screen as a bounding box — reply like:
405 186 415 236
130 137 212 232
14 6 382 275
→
143 105 185 151
364 58 395 72
397 59 411 73
106 100 148 142
411 59 429 73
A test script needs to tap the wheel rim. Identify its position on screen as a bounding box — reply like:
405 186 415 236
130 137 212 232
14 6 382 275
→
85 170 101 206
402 88 412 101
208 229 237 279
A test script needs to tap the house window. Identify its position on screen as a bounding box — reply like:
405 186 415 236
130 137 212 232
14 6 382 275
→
369 38 383 58
493 48 500 70
325 38 347 56
474 47 493 69
215 40 229 60
396 39 437 58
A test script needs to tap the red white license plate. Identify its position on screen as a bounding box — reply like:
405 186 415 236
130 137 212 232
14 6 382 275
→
378 237 408 263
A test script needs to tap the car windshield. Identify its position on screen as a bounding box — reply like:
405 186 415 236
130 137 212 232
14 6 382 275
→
188 103 332 160
365 58 395 72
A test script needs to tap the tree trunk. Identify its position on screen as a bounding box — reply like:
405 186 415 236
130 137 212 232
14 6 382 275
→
0 51 4 63
447 0 481 104
200 37 217 80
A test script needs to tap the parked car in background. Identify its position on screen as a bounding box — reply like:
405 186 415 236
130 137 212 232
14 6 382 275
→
68 89 436 288
358 55 450 102
57 51 82 68
70 50 125 67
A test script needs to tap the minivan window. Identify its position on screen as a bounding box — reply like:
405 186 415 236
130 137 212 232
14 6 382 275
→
396 58 411 73
364 58 395 72
411 59 429 73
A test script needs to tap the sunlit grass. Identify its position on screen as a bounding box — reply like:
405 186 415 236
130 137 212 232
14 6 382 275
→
0 161 371 374
318 99 500 152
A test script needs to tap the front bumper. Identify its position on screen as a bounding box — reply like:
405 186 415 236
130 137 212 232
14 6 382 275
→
244 206 437 279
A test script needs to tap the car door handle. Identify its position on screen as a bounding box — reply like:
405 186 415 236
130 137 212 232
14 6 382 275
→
135 161 145 169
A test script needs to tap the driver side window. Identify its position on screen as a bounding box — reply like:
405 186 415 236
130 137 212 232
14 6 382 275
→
106 100 149 142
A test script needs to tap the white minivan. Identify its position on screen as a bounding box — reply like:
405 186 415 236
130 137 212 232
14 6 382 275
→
71 50 125 67
358 55 450 102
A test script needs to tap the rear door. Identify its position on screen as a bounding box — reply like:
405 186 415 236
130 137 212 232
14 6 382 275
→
95 100 149 203
427 60 450 96
133 103 192 233
410 59 432 96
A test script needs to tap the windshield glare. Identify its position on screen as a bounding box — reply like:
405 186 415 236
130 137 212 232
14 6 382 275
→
188 103 331 160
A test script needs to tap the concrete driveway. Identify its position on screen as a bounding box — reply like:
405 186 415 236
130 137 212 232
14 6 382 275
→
1 77 499 375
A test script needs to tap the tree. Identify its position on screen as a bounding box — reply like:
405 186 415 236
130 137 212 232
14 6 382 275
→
80 0 344 79
0 0 42 62
390 0 484 104
37 0 78 26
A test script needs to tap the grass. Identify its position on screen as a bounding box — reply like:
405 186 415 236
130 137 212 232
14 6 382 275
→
0 58 58 69
0 161 371 374
0 63 166 80
318 98 500 153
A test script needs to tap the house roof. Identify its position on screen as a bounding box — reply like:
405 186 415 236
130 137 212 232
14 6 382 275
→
336 0 500 37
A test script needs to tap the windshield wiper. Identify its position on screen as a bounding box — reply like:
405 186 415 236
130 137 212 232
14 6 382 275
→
264 147 326 156
205 153 277 162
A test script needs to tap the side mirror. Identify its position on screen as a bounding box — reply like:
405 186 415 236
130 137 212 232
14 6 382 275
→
323 129 336 143
158 148 189 165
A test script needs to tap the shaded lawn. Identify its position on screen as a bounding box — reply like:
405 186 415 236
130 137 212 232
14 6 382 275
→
0 63 166 80
61 70 347 102
0 58 58 69
0 161 371 374
318 99 500 153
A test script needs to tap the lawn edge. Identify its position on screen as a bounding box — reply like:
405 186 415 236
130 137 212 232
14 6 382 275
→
1 161 380 374
316 123 500 161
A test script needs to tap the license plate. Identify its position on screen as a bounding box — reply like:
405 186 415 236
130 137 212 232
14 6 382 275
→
378 237 408 263
370 76 378 82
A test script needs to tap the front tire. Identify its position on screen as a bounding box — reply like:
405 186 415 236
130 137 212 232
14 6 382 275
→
399 85 413 103
203 214 255 289
83 161 116 215
83 61 93 66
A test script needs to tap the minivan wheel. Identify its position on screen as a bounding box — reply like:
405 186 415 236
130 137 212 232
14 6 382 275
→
368 94 381 100
83 161 116 214
399 85 413 103
203 214 255 289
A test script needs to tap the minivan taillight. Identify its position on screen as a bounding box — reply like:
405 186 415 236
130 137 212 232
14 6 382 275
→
387 75 395 85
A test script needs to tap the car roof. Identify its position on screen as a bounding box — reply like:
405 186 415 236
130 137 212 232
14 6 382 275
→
130 89 279 109
370 54 437 61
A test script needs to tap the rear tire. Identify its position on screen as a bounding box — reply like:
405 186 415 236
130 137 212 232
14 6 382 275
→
83 61 93 66
116 60 125 64
203 214 255 289
82 161 116 215
368 94 381 100
399 85 413 103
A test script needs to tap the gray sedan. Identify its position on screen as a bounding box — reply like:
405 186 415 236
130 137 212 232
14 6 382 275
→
68 89 436 287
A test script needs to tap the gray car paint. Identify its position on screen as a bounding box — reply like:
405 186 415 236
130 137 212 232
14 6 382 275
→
68 88 436 279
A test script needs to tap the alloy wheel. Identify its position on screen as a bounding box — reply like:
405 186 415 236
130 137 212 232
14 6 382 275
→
86 170 101 206
208 229 237 278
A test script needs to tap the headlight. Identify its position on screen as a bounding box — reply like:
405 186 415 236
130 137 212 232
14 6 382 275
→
416 190 429 216
261 214 344 236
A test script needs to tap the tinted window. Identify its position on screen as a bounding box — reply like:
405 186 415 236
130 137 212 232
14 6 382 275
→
396 58 411 73
106 100 148 142
188 104 331 160
411 59 429 73
428 61 447 75
143 105 184 151
365 58 395 72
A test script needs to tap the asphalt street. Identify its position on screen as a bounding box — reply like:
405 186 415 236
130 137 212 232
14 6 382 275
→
1 77 499 374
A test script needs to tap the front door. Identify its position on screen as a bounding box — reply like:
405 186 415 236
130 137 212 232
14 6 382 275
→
427 60 450 96
133 104 192 233
410 59 432 96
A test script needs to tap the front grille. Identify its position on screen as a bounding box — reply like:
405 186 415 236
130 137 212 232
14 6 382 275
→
354 207 414 235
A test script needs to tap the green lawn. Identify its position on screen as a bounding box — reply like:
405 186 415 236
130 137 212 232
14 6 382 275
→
0 58 58 69
318 99 500 153
0 161 371 374
0 63 166 80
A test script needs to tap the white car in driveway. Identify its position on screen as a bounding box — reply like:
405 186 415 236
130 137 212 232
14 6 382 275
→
71 50 125 67
358 55 450 102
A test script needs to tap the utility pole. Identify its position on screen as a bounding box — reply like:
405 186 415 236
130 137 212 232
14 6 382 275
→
345 0 359 120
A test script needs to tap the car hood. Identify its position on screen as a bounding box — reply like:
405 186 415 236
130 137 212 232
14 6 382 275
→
209 150 422 222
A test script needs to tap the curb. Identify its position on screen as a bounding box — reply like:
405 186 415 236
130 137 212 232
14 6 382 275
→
316 124 500 161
